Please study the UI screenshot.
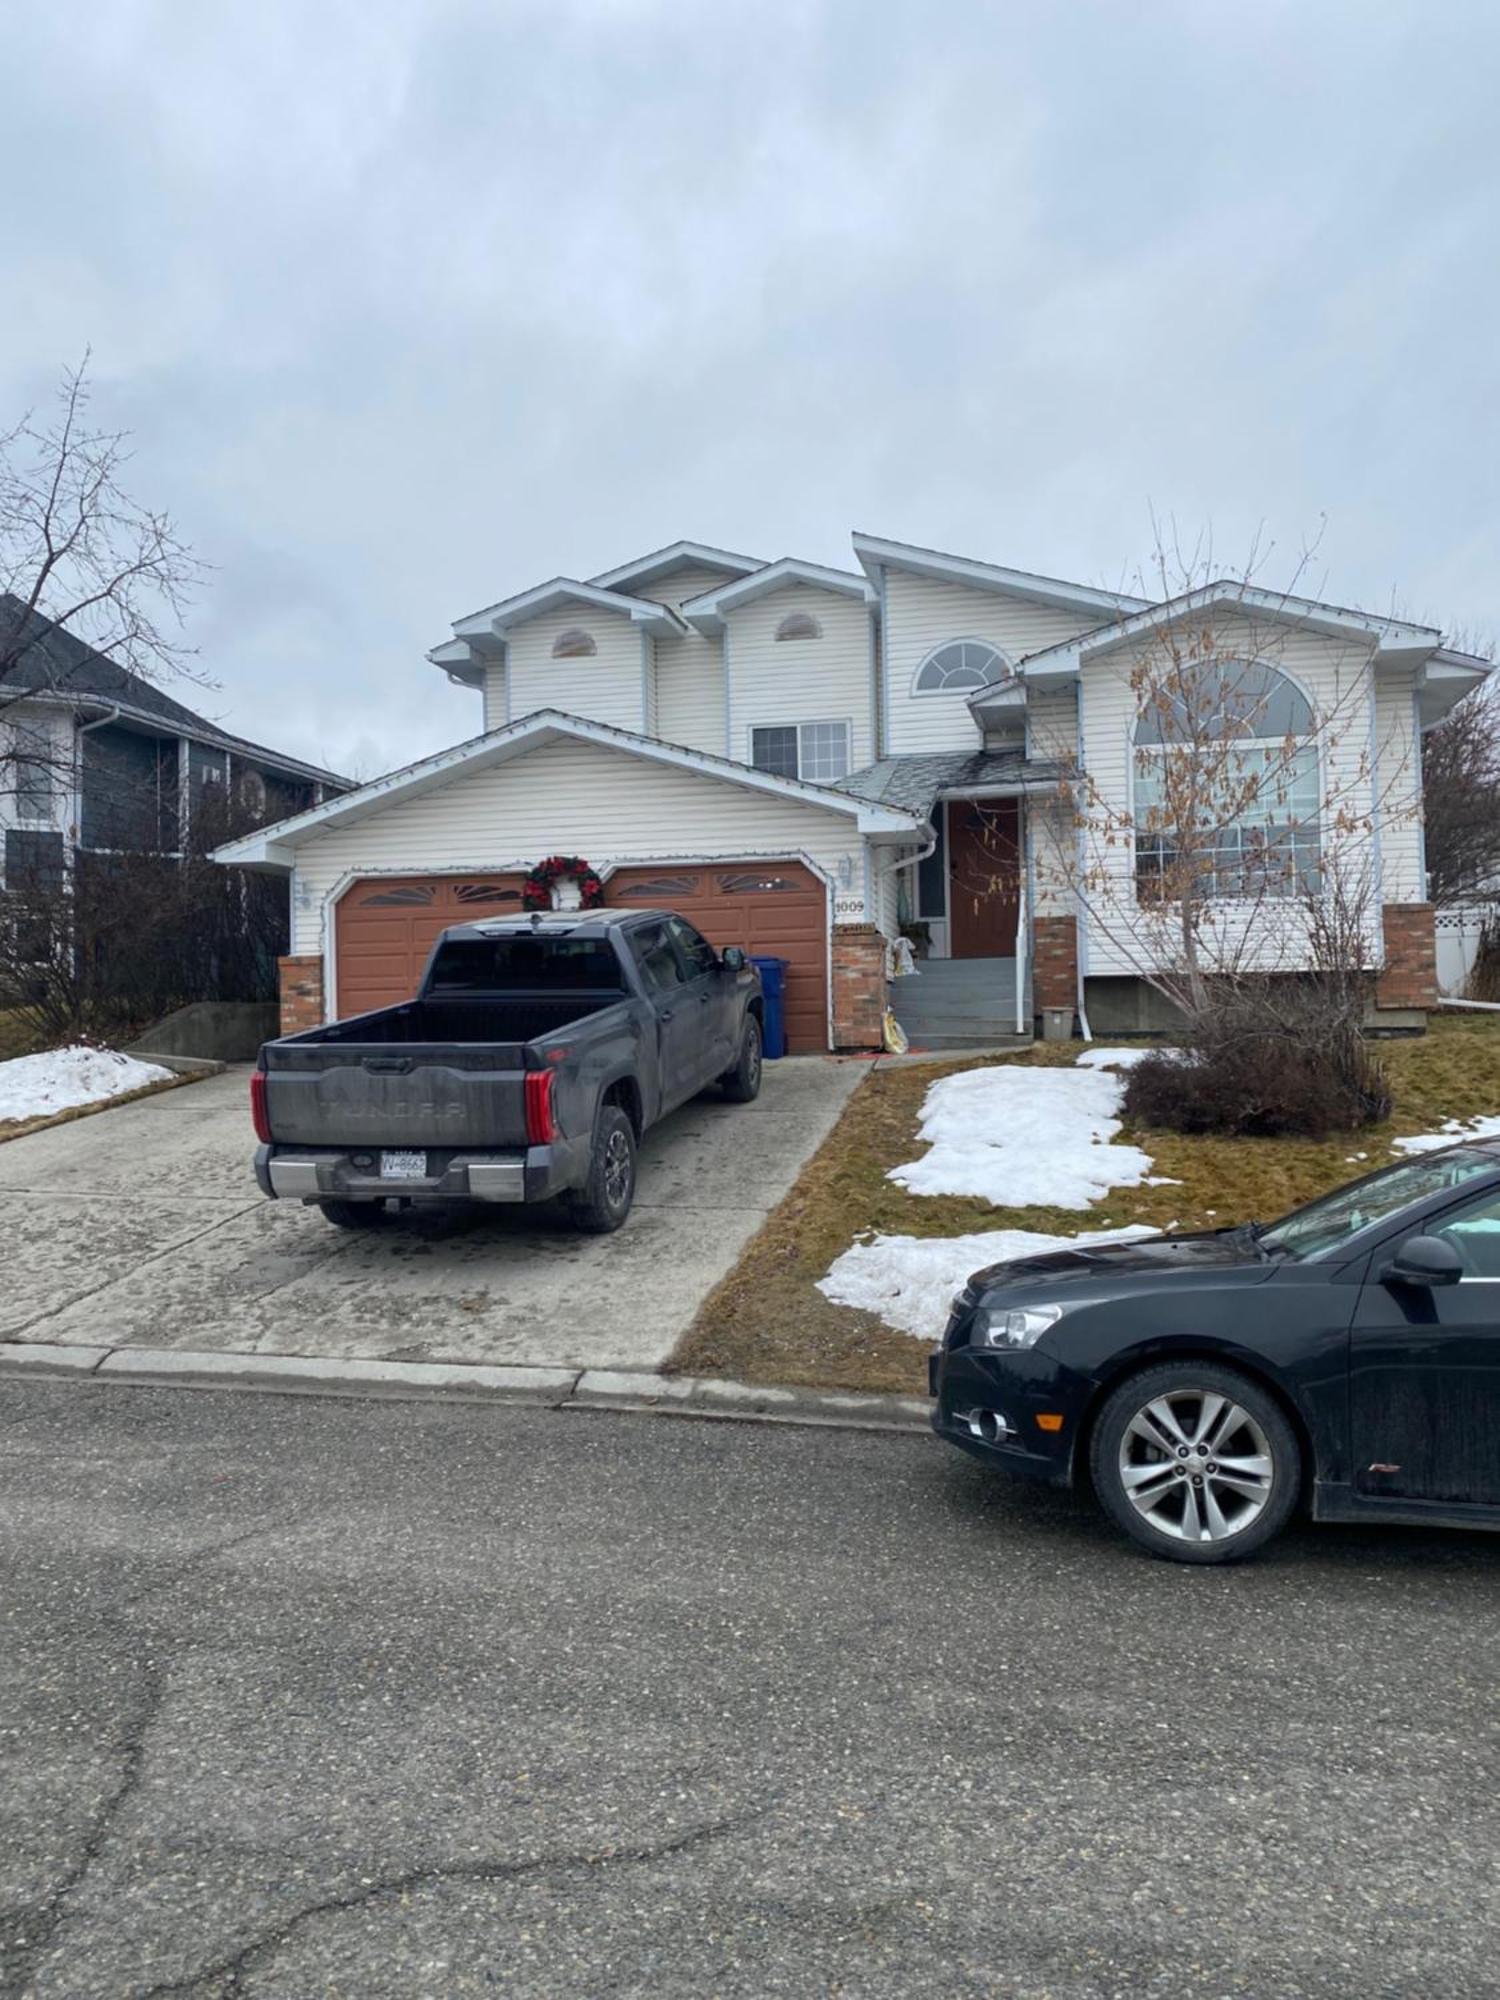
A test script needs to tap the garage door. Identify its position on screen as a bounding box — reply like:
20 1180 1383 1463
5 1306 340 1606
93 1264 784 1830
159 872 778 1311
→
604 862 828 1052
334 874 526 1017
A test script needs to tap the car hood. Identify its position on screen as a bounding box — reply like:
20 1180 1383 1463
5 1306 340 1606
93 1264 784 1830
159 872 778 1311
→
968 1227 1267 1296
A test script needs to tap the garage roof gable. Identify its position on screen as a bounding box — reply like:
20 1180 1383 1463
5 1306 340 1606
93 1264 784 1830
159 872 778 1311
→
211 709 924 869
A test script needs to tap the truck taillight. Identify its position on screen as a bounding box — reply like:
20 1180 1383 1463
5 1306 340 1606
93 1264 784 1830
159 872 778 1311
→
524 1070 556 1145
250 1071 271 1143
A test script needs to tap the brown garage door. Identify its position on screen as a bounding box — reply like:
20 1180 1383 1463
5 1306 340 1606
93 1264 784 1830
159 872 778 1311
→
334 874 526 1017
604 862 828 1052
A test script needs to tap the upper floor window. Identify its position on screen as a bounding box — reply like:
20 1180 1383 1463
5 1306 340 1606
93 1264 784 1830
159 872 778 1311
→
913 639 1005 693
12 726 55 821
552 627 597 659
775 611 822 642
1134 657 1321 901
751 721 850 785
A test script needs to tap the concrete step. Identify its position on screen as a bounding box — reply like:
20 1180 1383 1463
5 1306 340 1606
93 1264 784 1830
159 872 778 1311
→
896 1032 1035 1052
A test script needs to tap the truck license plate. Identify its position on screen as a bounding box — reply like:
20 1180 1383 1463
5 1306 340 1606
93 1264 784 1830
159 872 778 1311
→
379 1149 428 1180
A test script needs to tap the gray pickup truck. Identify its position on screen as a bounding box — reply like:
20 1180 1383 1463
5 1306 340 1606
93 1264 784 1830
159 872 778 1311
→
249 909 765 1233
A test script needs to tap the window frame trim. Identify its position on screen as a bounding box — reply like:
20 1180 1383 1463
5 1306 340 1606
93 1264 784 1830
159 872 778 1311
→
910 636 1009 698
747 717 853 786
1127 654 1325 906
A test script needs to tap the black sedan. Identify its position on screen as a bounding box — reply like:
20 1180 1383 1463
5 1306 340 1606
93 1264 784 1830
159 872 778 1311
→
930 1141 1500 1563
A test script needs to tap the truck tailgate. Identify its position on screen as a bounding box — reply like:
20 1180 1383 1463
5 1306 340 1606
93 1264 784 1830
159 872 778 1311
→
262 1044 528 1149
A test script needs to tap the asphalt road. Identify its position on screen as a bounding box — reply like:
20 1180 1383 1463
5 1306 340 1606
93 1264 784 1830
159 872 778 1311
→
3 1384 1499 1999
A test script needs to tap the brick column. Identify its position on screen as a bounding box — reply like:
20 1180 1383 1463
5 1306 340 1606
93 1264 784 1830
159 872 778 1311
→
1032 915 1078 1014
278 954 325 1036
1377 903 1437 1009
830 925 887 1051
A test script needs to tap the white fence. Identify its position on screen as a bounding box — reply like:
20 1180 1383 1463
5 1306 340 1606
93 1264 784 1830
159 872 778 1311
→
1435 904 1499 997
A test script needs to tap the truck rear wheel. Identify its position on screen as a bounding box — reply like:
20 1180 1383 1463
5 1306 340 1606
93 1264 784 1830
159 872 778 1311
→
318 1199 386 1230
567 1105 636 1233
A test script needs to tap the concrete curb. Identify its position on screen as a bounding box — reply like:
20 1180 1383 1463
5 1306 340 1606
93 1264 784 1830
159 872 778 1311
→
0 1343 931 1434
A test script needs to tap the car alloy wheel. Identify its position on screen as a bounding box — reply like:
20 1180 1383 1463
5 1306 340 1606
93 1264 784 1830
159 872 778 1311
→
603 1126 632 1210
1090 1362 1300 1564
1117 1389 1274 1545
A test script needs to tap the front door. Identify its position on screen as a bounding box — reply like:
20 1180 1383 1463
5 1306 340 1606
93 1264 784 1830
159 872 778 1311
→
1351 1186 1500 1506
946 799 1020 960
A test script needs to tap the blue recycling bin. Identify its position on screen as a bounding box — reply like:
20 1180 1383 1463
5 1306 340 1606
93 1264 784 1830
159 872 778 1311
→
749 955 789 1059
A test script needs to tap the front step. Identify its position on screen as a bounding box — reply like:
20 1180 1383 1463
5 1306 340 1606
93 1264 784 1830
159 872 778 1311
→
891 954 1031 1051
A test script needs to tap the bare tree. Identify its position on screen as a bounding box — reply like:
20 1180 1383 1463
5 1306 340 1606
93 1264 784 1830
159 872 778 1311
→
0 355 205 812
1421 681 1500 906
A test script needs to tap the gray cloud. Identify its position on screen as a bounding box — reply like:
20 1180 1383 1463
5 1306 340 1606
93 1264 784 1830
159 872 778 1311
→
3 0 1496 775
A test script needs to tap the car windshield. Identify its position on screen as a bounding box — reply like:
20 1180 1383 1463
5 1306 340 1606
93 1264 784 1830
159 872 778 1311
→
1259 1149 1498 1260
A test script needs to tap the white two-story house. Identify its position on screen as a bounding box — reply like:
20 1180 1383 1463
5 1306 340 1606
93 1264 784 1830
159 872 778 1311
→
216 536 1488 1052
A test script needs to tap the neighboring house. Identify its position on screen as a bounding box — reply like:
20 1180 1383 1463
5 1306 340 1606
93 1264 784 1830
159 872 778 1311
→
0 596 348 894
212 537 1489 1053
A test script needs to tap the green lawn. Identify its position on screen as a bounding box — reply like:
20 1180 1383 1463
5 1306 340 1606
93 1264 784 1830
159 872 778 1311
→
671 1015 1500 1396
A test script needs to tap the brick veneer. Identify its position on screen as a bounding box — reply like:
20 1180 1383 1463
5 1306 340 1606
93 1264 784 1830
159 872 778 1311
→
1377 903 1438 1009
278 954 325 1035
1032 915 1078 1015
831 925 887 1050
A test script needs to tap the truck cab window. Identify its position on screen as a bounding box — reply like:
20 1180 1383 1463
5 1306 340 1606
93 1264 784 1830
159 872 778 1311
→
667 917 718 978
631 922 686 995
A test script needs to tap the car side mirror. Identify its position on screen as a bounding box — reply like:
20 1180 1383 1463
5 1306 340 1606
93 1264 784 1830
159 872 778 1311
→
720 946 747 972
1383 1235 1464 1288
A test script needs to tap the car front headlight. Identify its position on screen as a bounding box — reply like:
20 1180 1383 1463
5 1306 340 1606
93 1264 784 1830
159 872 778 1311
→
972 1302 1065 1350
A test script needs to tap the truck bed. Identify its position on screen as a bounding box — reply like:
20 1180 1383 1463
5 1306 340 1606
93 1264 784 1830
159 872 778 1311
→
262 991 634 1149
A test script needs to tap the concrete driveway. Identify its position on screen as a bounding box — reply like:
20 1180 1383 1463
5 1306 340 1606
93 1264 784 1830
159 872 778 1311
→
0 1058 866 1372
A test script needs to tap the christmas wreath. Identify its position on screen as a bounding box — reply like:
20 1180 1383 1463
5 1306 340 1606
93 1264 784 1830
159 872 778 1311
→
522 854 605 911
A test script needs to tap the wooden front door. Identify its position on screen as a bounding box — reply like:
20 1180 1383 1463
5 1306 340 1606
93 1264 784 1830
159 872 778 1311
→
946 799 1020 959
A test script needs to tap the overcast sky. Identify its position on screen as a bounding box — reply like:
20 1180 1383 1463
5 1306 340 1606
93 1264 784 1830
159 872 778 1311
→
4 0 1497 779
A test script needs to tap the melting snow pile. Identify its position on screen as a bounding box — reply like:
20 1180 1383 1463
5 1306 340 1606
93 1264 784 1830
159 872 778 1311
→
888 1060 1157 1209
0 1045 174 1124
1392 1116 1500 1155
819 1225 1160 1340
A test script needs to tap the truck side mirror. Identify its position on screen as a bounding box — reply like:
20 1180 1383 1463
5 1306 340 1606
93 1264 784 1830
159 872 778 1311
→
1383 1235 1464 1288
721 946 747 972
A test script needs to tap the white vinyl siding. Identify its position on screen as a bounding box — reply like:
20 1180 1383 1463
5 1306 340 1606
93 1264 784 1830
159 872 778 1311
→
726 584 873 772
289 736 866 957
1024 684 1078 918
883 570 1102 755
1069 609 1382 976
1375 667 1424 901
644 565 737 755
482 663 508 732
505 607 644 733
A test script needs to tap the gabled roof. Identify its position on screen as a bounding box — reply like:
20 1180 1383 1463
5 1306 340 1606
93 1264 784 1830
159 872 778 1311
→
1002 580 1454 691
682 558 875 633
851 534 1149 618
0 595 349 788
432 577 687 685
211 707 924 870
587 541 765 593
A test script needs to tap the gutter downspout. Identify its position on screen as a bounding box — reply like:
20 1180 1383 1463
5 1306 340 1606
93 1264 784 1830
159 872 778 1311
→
74 703 121 852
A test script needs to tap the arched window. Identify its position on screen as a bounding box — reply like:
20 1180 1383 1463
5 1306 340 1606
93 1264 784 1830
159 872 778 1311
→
913 639 1005 692
775 611 821 642
552 627 597 659
1134 657 1321 901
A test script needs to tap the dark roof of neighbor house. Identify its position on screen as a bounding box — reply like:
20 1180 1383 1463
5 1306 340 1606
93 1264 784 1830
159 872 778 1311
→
0 595 350 788
835 750 1068 817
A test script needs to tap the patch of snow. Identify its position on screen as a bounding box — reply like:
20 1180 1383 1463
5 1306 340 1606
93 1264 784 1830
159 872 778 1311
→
1392 1117 1500 1156
819 1225 1161 1340
0 1045 174 1124
888 1063 1155 1209
1075 1045 1161 1070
